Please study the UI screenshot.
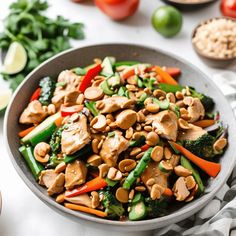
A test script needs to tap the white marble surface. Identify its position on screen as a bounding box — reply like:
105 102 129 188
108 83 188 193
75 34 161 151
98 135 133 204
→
0 0 235 236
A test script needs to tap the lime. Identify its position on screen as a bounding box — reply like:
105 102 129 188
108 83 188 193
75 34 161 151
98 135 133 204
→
0 87 12 115
1 42 27 75
152 6 182 38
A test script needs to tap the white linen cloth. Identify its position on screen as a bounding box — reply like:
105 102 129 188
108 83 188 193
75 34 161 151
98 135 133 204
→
154 71 236 236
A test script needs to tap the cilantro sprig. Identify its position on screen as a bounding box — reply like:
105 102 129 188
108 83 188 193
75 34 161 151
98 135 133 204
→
0 0 85 90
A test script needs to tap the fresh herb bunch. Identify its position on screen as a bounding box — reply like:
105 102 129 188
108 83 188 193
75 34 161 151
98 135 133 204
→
0 0 85 90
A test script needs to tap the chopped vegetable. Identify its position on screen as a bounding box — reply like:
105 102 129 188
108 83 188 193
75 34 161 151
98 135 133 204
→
184 133 217 159
158 83 183 93
145 197 168 218
21 112 61 146
169 141 221 178
153 98 170 110
19 146 44 180
193 119 215 128
129 200 147 221
60 105 83 117
65 203 107 218
155 66 178 85
30 88 41 102
18 126 35 138
100 191 125 219
165 67 181 77
101 57 115 77
38 77 55 106
181 156 204 194
129 136 146 147
65 177 107 197
85 101 99 116
79 64 102 93
100 79 115 95
123 148 153 189
114 61 139 67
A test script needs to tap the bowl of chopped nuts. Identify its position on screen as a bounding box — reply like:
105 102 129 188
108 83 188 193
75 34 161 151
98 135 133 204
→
192 17 236 67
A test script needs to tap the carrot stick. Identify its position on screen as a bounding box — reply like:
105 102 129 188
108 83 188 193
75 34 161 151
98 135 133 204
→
169 141 221 178
121 67 135 80
54 116 64 127
18 126 35 138
193 119 215 128
163 188 173 197
155 66 178 85
64 203 107 218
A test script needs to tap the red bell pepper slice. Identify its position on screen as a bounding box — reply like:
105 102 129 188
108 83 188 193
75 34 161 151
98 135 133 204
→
65 177 107 198
60 105 84 117
79 64 102 93
165 67 181 78
30 88 41 102
141 144 150 152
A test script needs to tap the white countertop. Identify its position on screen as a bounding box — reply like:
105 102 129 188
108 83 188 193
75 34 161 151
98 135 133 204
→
0 0 234 235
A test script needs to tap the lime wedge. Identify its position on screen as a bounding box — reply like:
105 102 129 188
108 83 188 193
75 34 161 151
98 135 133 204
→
0 87 12 114
1 42 27 75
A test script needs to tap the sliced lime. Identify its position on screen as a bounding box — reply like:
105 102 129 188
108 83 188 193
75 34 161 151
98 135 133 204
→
1 42 27 75
0 87 12 115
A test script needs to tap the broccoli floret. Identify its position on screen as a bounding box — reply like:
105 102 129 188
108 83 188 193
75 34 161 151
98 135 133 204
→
145 197 168 218
189 88 214 111
184 133 216 158
100 191 125 219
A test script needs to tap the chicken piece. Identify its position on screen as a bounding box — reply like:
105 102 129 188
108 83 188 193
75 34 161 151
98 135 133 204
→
52 70 81 108
141 161 168 192
172 177 190 201
178 124 207 141
39 170 65 196
100 131 129 167
64 91 80 106
65 160 87 190
98 96 135 114
19 100 47 124
64 194 92 208
47 173 65 196
61 114 90 155
183 97 205 123
147 110 178 141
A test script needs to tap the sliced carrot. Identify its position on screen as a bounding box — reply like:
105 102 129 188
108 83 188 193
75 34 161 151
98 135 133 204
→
18 126 35 138
54 116 64 127
164 67 181 78
121 67 135 80
163 188 173 197
155 66 178 85
169 141 221 178
64 203 107 218
193 119 215 128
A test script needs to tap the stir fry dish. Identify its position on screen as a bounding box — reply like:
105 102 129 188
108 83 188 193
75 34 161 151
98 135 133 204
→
18 57 228 221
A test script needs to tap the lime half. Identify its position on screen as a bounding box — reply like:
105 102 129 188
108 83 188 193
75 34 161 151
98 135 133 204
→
1 42 27 75
0 87 12 115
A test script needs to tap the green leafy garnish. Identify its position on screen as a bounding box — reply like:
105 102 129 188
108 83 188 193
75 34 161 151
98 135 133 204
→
0 0 85 90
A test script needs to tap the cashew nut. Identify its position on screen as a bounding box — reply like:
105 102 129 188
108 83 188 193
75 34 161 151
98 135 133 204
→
34 142 51 164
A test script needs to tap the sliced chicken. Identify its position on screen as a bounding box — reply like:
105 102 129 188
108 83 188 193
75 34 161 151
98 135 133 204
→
52 70 81 108
172 177 190 201
141 161 168 192
98 96 135 114
178 124 207 141
183 97 205 123
100 131 129 167
64 194 92 208
65 160 87 190
19 100 47 124
61 114 90 155
147 110 178 141
39 170 65 196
